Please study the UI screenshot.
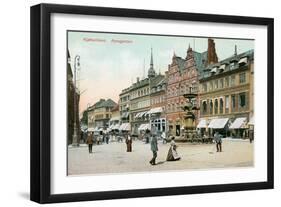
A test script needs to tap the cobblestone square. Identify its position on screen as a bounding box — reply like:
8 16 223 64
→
68 139 254 175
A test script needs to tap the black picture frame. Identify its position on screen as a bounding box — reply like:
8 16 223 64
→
30 3 274 204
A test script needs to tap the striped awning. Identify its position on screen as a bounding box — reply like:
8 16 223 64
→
248 116 254 125
138 123 150 131
208 118 229 129
197 119 208 128
135 111 149 118
148 107 163 114
119 123 131 131
112 124 120 130
229 117 247 129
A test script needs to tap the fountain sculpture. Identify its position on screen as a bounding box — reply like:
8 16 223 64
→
181 87 200 141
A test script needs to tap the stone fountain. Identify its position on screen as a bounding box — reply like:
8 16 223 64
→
181 87 200 141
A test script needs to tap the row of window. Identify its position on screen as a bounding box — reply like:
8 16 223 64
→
167 84 198 98
151 84 166 93
130 99 150 110
167 70 197 84
151 95 165 105
201 72 246 92
130 87 150 99
120 95 130 103
201 92 248 115
94 114 111 120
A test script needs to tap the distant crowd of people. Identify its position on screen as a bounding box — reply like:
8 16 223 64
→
84 129 252 166
84 129 182 165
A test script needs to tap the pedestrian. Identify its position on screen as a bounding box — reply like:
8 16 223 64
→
249 129 254 143
166 137 181 161
105 133 110 144
149 134 158 165
145 129 150 144
125 133 132 152
214 131 222 152
86 132 93 154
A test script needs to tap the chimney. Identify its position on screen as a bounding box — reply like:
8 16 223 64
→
207 38 218 65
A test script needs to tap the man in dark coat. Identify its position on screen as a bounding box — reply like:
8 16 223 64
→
214 131 222 152
86 132 94 153
149 135 158 165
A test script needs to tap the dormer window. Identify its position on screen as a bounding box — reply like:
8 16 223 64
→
238 57 248 66
230 62 235 70
219 64 226 72
211 67 217 74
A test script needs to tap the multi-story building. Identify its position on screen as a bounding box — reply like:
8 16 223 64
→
149 73 166 134
124 48 167 135
109 104 120 127
67 50 80 145
129 76 151 135
119 87 130 124
198 47 254 138
165 42 215 137
87 98 118 130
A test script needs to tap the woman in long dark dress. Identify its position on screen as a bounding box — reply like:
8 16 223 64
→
166 137 181 161
125 133 132 152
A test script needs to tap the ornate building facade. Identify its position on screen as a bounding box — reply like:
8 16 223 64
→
165 44 211 137
198 48 254 137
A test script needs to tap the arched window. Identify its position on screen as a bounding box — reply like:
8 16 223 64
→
215 99 218 114
203 101 207 114
210 100 213 114
220 98 224 114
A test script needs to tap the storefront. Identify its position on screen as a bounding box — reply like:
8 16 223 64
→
207 118 229 137
229 117 248 138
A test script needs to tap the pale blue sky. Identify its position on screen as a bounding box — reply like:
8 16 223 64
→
67 31 254 114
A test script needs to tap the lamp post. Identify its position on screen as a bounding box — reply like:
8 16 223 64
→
72 55 80 147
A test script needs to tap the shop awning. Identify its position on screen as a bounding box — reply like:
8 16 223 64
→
248 116 254 125
119 123 131 131
135 111 149 118
112 124 120 130
121 112 129 118
148 107 163 114
229 117 247 129
135 112 141 118
88 127 95 132
138 123 150 131
110 116 120 122
197 119 208 128
208 118 229 129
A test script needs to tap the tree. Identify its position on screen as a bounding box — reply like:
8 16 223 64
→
80 110 88 126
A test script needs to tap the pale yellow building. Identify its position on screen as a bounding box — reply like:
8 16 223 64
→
198 49 254 138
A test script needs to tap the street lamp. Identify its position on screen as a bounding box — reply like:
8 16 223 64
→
72 55 80 147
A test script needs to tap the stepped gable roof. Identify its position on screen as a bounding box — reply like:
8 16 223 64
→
173 56 186 71
193 51 208 73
